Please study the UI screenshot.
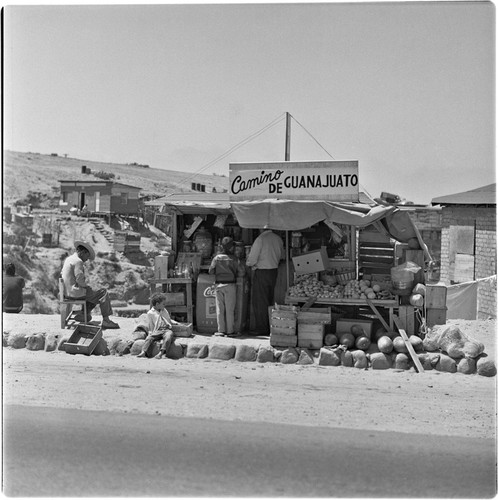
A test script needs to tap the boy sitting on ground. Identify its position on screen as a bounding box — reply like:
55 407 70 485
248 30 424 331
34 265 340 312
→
137 292 180 359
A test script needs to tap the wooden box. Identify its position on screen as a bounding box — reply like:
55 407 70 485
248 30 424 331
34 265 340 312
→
298 323 324 349
65 324 102 355
171 323 193 337
270 308 297 335
426 307 447 328
397 305 415 335
292 248 330 275
297 307 331 325
336 318 373 339
425 284 447 309
270 334 298 348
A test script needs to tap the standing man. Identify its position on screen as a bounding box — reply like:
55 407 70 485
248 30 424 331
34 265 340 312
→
61 240 119 329
246 227 284 335
3 262 25 313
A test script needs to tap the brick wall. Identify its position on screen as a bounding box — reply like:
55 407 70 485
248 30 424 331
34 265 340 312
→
439 206 496 318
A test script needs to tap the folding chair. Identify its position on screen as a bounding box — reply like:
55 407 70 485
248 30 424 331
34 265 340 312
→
59 277 87 329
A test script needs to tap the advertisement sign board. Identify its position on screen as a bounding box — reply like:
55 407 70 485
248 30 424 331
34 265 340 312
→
229 161 359 201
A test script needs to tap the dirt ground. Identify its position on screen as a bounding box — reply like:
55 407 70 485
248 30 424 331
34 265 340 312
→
2 314 497 441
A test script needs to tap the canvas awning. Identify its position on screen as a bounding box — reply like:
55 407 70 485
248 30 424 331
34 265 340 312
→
230 199 396 231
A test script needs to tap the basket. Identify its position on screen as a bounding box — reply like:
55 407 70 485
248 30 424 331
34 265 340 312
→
336 271 356 285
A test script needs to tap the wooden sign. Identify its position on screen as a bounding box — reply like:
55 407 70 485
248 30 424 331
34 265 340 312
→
229 161 359 201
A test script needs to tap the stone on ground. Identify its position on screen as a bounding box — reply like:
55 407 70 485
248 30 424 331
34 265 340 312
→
351 350 368 368
44 333 60 352
256 346 274 363
297 349 314 365
166 341 184 360
318 347 341 366
395 353 410 370
235 344 257 362
370 352 392 370
25 334 45 351
7 333 26 349
208 343 236 360
457 357 476 375
435 354 457 373
476 357 497 377
281 348 299 364
340 350 353 367
197 345 209 359
130 339 145 356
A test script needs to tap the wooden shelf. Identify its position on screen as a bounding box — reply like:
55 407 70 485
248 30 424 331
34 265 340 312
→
149 278 194 324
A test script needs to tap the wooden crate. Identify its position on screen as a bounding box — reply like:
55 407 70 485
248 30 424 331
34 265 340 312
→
397 305 415 335
65 324 102 355
298 323 324 349
270 334 298 348
154 256 169 279
426 307 447 328
297 307 331 324
425 284 447 309
171 323 193 337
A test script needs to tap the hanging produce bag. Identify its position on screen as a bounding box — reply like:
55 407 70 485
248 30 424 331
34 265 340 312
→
390 261 421 295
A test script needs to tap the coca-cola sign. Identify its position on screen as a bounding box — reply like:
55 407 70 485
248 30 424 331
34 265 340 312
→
203 285 217 298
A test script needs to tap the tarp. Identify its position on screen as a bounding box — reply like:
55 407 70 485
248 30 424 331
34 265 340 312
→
446 281 478 320
230 199 396 231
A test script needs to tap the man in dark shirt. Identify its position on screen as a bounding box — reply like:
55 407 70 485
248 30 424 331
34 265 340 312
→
3 263 25 313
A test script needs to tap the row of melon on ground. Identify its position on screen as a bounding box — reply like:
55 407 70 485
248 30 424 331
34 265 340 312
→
2 327 496 377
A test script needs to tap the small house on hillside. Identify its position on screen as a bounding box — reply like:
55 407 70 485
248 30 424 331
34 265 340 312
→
59 180 141 216
431 183 496 318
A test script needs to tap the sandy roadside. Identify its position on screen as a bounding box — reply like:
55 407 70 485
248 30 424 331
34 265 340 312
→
2 314 496 441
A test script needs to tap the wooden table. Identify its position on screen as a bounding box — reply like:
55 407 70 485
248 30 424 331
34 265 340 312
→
149 277 194 324
284 295 399 330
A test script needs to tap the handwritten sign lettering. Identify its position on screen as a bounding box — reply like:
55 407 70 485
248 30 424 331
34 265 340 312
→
229 161 359 201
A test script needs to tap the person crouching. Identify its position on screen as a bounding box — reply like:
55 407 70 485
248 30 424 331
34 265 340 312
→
137 292 180 359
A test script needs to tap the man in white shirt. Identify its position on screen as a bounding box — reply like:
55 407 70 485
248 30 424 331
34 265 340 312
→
246 228 284 335
61 240 119 329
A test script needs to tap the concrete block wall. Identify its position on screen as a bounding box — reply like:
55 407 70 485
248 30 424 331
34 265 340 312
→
439 206 496 318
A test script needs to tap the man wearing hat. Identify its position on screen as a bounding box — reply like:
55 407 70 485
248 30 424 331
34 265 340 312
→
246 227 284 335
61 240 119 329
208 236 245 337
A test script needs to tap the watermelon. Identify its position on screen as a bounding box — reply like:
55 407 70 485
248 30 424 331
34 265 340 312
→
339 333 355 349
323 333 339 346
355 336 371 351
377 336 394 354
409 293 424 308
393 336 408 353
409 335 423 352
350 324 366 338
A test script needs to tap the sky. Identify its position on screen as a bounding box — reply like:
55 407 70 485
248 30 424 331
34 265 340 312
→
3 1 496 204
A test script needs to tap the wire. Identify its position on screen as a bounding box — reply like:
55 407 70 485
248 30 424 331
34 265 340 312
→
290 114 336 160
171 113 287 192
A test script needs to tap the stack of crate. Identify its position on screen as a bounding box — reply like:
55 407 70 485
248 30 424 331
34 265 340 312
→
297 307 332 349
269 305 298 347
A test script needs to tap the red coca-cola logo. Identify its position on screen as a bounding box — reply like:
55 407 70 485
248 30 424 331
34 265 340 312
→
203 285 217 298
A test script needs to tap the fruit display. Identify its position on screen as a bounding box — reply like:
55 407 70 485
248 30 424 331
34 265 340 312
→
287 274 394 300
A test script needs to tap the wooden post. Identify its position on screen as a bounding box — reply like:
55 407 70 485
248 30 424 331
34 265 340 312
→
285 112 291 161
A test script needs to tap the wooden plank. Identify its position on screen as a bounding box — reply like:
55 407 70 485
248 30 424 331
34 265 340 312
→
366 298 391 332
301 297 317 311
393 315 424 373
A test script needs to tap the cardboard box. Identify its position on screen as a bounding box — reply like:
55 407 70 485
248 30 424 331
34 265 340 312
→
335 318 373 339
65 324 102 355
292 248 330 275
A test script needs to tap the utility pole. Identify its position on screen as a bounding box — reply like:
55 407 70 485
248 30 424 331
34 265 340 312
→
285 112 291 161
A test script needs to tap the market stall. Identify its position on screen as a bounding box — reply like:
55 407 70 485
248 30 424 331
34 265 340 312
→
229 160 435 350
144 192 255 333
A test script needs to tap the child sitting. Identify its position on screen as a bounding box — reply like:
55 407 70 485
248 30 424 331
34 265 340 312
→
137 292 180 359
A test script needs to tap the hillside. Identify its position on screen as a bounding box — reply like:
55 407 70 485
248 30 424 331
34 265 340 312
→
3 150 229 206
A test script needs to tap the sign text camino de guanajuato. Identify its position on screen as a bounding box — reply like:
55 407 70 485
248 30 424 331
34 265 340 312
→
229 161 360 202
